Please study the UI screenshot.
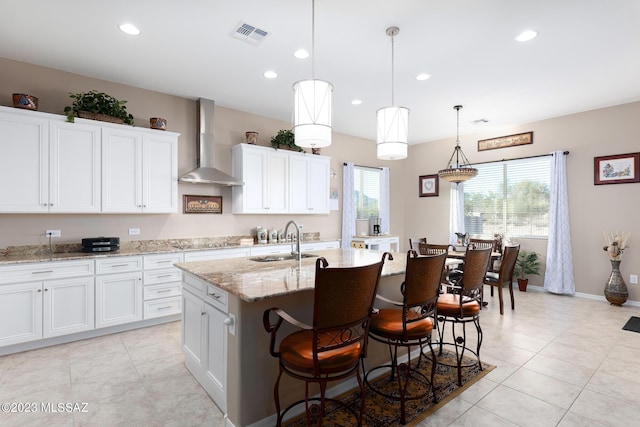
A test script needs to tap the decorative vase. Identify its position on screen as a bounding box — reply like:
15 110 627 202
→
604 259 628 305
245 131 258 144
517 278 528 292
150 117 167 130
312 147 321 155
12 93 38 110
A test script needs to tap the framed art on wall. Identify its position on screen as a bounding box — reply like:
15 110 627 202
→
594 153 640 185
419 174 439 197
183 195 223 213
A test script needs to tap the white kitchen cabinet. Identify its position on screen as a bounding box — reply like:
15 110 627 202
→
181 275 229 412
43 276 95 338
350 236 400 252
143 253 183 319
101 127 178 213
0 282 43 346
0 259 95 346
95 257 143 328
289 153 330 214
0 108 50 212
232 144 288 214
49 121 101 213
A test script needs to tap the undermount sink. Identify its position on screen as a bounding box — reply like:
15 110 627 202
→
249 253 319 262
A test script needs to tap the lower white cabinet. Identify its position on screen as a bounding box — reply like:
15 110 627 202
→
143 253 183 319
182 275 229 413
0 276 94 346
95 270 143 329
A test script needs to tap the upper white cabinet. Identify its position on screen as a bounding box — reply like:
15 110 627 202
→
102 128 178 213
289 154 330 214
232 144 288 214
231 143 330 215
0 106 179 214
0 108 50 212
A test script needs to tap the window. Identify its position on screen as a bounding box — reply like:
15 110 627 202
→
354 166 380 219
463 157 550 238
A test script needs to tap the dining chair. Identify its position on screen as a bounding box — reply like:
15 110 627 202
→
436 246 492 386
418 243 454 286
263 253 391 426
408 237 427 251
484 244 520 315
469 238 499 272
366 251 447 424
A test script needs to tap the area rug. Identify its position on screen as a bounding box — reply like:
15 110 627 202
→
622 316 640 333
284 349 495 426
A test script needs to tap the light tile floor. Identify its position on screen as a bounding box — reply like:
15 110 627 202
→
1 289 640 426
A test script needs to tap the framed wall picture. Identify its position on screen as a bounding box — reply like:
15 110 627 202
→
419 174 439 197
594 153 640 185
478 131 533 151
183 195 223 213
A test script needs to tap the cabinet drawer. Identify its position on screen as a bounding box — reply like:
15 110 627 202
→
183 273 205 295
0 260 94 285
144 268 182 285
144 283 181 300
143 253 183 270
205 284 228 313
144 296 181 319
95 256 142 275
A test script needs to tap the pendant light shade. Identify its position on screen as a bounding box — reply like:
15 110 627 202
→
377 106 409 159
293 79 333 148
293 0 333 148
438 105 478 183
377 27 408 160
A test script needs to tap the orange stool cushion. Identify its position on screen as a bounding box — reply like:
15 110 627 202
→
279 330 361 374
369 309 433 340
437 294 480 317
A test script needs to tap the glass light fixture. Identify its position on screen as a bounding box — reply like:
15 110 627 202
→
438 105 478 183
377 27 408 160
293 0 333 148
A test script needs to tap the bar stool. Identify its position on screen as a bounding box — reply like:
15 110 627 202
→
263 253 390 426
366 250 447 424
436 246 491 386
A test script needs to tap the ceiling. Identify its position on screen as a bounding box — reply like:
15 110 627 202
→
2 0 639 144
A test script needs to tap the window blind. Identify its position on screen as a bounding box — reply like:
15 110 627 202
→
354 166 380 219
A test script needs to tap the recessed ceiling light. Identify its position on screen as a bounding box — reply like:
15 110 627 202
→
351 99 362 105
263 70 278 79
416 73 431 81
294 49 309 59
515 30 538 42
119 23 140 36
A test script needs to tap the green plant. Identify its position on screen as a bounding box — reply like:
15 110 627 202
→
270 129 303 152
64 90 134 125
514 250 540 279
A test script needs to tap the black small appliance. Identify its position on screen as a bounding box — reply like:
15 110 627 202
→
82 237 120 253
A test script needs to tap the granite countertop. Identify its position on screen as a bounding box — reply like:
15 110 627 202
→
175 248 407 302
0 235 338 266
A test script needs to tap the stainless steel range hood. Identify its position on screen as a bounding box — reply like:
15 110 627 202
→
178 98 243 186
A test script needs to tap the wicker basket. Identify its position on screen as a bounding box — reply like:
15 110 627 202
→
77 111 124 124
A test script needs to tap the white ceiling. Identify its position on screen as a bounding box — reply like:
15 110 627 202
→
2 0 639 144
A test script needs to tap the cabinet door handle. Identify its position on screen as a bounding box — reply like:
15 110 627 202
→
111 264 128 268
157 306 172 310
44 288 49 291
207 292 221 300
157 289 173 293
37 289 42 292
156 274 173 279
32 270 53 274
201 312 206 316
157 260 173 264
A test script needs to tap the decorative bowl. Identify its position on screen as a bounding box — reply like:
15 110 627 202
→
150 117 167 130
12 93 38 110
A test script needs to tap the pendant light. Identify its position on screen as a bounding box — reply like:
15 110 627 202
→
293 0 333 148
438 105 478 183
377 26 409 160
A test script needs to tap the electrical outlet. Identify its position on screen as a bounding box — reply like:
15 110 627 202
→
128 228 141 235
630 274 638 285
45 230 61 237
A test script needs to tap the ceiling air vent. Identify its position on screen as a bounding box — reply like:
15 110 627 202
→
230 21 269 45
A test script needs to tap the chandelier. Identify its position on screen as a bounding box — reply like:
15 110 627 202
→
293 0 333 148
377 26 409 160
438 105 478 183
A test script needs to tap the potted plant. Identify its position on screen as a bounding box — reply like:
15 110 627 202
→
514 250 540 291
64 90 134 125
270 129 303 152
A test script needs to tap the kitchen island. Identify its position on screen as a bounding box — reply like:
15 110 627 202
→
175 248 461 427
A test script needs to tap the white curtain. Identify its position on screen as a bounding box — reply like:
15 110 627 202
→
544 151 575 294
341 162 356 249
379 167 390 234
449 182 465 246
